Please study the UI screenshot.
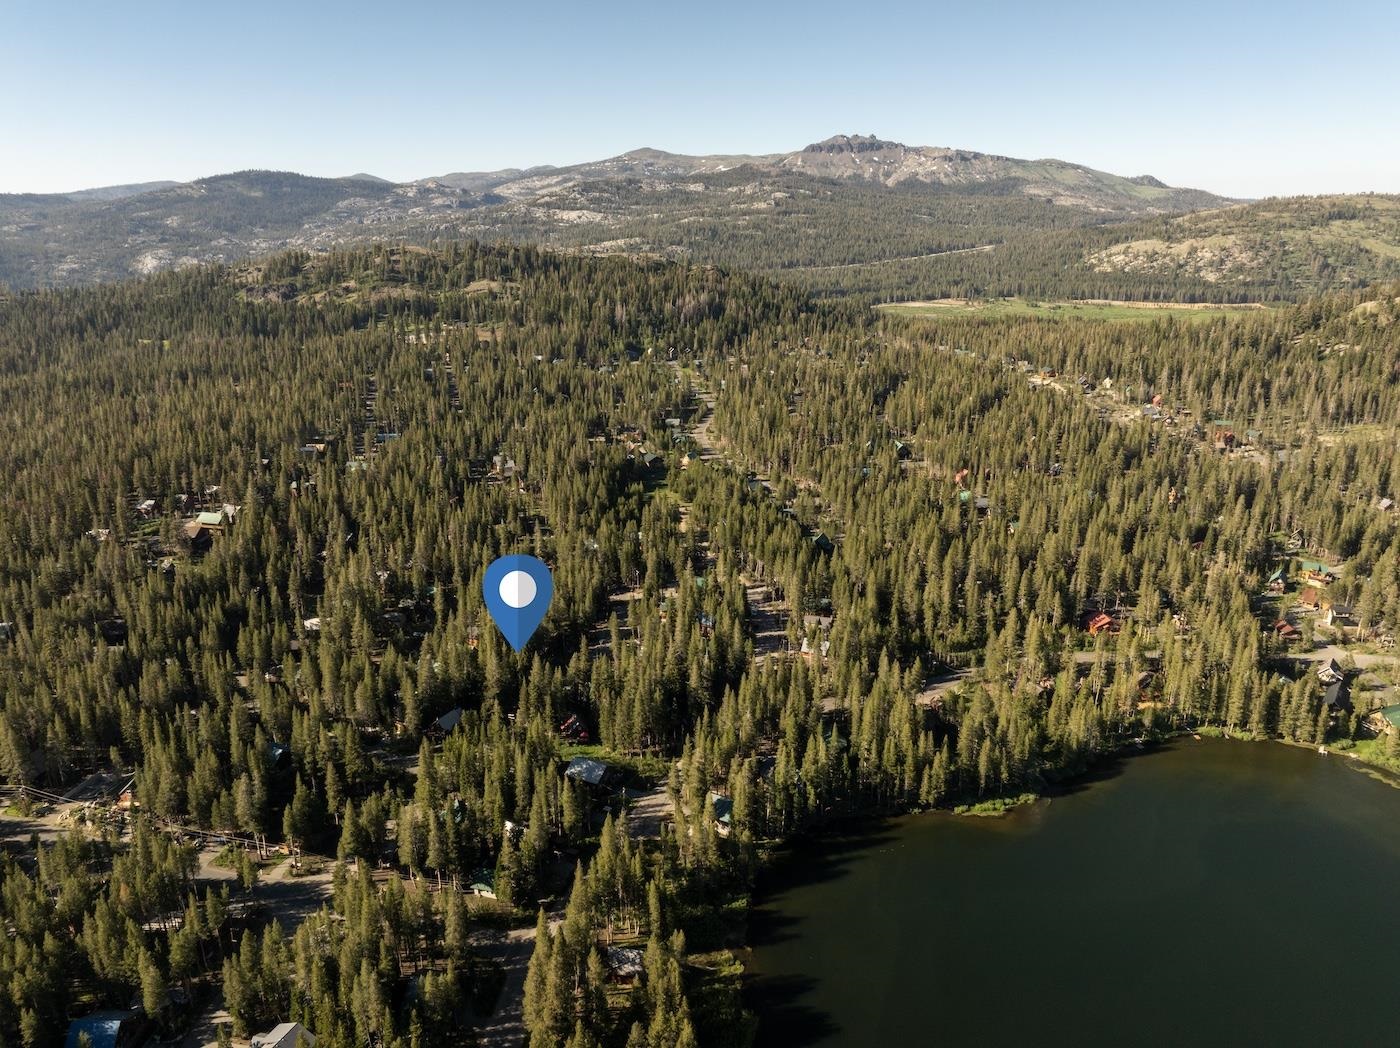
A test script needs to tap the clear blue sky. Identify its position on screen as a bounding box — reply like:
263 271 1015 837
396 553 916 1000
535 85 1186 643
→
4 0 1398 197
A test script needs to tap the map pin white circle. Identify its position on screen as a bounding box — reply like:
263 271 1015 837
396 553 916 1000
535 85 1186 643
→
499 569 537 609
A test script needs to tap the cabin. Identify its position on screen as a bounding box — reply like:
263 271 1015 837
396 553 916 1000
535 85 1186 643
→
1272 619 1298 642
182 519 214 551
1298 560 1339 587
1323 679 1352 714
1367 705 1400 735
559 713 589 743
1322 602 1354 630
1210 420 1237 450
1317 659 1344 686
1086 612 1115 636
1297 587 1322 612
709 792 733 836
64 1011 147 1048
432 707 465 737
252 1023 316 1048
467 868 497 899
812 532 835 554
605 946 646 987
564 756 619 789
1266 567 1286 594
1374 497 1394 513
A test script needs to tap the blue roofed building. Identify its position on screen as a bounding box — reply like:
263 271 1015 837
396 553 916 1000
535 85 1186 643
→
64 1011 146 1048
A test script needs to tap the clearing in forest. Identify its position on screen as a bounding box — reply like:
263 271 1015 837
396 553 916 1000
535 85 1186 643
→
877 298 1275 323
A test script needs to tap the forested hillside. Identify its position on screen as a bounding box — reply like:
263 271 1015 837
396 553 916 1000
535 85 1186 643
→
1 246 1398 1047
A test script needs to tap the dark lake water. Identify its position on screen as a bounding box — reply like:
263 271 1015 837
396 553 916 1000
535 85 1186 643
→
747 739 1400 1047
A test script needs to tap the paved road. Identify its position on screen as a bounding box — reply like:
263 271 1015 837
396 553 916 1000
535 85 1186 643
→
1298 644 1400 672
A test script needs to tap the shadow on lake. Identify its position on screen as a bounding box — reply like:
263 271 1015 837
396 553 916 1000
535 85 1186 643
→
745 821 904 1044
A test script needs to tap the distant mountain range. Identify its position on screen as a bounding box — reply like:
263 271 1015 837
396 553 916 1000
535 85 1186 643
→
426 133 1228 214
2 135 1395 299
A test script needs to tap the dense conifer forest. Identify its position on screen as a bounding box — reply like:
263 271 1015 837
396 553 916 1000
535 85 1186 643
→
1 243 1398 1046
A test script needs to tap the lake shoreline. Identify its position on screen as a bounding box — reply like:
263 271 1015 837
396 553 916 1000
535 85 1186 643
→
738 727 1400 1045
742 734 1400 1047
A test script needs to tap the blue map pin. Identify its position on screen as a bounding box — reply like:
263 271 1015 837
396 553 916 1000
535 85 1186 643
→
483 554 554 651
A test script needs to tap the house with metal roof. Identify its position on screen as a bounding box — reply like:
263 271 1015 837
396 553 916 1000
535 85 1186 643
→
564 755 617 787
709 792 733 836
605 946 646 986
252 1023 316 1048
432 707 465 736
1367 705 1400 734
467 868 497 898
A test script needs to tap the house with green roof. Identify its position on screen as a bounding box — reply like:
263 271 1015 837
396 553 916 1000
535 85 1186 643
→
1368 705 1400 734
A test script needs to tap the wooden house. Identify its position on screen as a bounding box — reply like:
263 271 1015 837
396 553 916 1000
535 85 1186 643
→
1086 612 1116 636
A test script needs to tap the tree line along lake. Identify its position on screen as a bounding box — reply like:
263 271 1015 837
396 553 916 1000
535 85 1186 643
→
746 738 1400 1047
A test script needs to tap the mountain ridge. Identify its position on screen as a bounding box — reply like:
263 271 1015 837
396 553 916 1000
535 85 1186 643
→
7 136 1392 298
